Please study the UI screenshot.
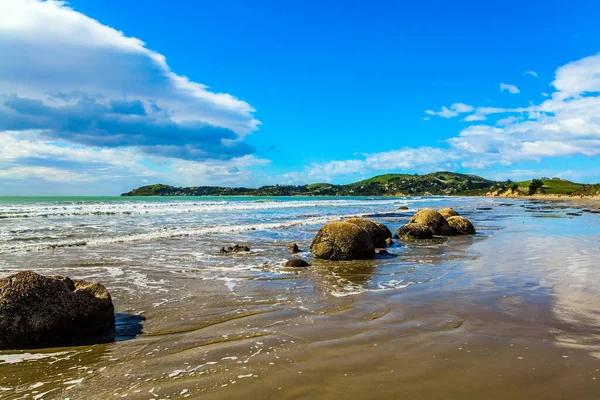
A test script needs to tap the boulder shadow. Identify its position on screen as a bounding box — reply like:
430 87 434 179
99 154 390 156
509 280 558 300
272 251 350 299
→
113 313 145 342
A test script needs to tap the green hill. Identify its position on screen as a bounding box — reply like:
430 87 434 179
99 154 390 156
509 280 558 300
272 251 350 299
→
514 178 600 196
122 171 504 196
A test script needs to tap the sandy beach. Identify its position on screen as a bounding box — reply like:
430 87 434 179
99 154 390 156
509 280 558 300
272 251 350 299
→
1 195 599 399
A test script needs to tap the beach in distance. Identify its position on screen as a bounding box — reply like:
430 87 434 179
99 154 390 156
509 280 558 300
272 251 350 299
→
1 195 600 399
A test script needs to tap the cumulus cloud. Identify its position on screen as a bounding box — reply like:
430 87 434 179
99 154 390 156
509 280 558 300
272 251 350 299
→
525 70 538 78
0 0 269 192
0 0 259 159
500 83 520 94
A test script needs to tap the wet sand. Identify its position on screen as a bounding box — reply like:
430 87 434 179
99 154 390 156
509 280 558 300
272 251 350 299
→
1 197 600 399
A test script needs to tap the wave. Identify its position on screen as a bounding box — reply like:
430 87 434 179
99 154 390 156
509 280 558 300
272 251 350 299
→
0 212 396 254
0 198 400 219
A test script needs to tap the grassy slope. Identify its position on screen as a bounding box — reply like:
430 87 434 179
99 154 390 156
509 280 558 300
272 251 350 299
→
516 179 581 195
351 171 491 186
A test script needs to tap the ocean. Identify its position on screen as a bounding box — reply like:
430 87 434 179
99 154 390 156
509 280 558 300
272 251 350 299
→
1 196 600 399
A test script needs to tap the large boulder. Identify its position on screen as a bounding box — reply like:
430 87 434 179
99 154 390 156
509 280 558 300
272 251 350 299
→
446 216 476 235
345 218 392 248
408 209 453 236
394 223 434 240
0 271 115 349
438 207 459 219
311 221 375 261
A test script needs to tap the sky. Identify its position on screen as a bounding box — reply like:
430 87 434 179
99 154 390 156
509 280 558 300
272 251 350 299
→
1 0 600 195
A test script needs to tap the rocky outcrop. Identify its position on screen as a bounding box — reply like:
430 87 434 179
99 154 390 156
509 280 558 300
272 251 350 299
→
394 223 434 240
408 209 453 236
284 259 310 268
396 208 476 240
446 216 476 235
345 218 392 248
0 271 115 350
311 221 375 261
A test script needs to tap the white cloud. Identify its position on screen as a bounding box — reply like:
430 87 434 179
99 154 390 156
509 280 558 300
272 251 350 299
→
496 116 519 126
463 114 486 122
524 70 538 78
281 148 459 183
425 103 474 118
541 92 549 97
500 83 520 94
0 166 93 183
0 0 259 161
0 0 270 192
292 53 600 182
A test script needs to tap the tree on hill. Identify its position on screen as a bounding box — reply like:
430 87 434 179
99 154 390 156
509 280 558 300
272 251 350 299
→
528 179 544 195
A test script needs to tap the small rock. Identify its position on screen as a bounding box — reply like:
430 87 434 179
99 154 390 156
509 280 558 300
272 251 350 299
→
221 245 250 253
376 249 389 255
284 259 310 268
397 206 409 210
288 243 300 253
385 237 394 246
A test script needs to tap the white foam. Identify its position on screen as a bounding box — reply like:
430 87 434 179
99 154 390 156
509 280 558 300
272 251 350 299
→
0 351 71 364
0 212 380 254
0 198 399 220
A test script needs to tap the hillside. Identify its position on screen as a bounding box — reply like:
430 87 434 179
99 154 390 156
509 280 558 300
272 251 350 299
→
122 171 504 196
122 173 600 197
511 178 600 196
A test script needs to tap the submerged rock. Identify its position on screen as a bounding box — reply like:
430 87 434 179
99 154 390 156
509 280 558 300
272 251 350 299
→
288 243 300 253
446 216 476 235
385 237 394 246
408 208 453 236
220 244 250 253
0 271 115 350
284 259 310 268
345 218 392 248
438 207 459 219
394 223 434 240
397 206 409 210
311 221 375 261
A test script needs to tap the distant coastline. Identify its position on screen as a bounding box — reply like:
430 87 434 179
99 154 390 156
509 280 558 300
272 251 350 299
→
122 171 600 199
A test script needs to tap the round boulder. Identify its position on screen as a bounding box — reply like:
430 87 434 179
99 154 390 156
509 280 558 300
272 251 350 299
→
284 259 310 268
409 208 453 236
311 221 375 261
438 207 459 219
446 216 476 235
0 271 115 349
395 223 434 240
345 218 392 248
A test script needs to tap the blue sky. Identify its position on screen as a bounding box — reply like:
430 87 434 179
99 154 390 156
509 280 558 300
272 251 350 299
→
1 0 600 195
